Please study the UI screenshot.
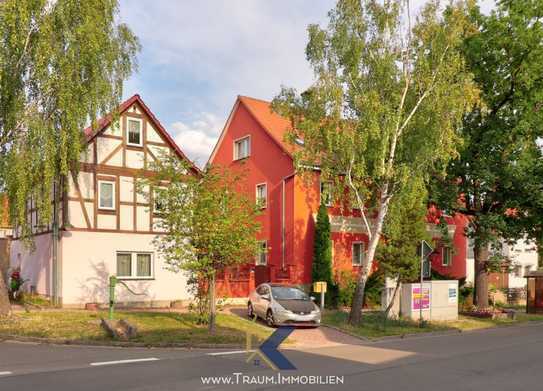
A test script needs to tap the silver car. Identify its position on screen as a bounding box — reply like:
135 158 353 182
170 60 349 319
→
248 283 321 327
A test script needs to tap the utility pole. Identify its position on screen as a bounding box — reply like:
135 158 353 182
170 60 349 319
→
52 179 61 306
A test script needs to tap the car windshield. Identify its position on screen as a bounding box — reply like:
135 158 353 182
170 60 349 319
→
271 286 309 300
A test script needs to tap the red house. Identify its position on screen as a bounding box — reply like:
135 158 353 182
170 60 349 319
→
209 96 468 297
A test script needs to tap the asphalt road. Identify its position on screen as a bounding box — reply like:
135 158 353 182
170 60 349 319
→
1 323 542 390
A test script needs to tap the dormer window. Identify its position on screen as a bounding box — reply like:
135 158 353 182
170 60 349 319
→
127 118 143 146
234 136 250 160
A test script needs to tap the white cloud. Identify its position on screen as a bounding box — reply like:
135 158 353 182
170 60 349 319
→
170 113 224 168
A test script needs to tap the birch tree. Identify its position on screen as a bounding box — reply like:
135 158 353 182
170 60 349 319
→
0 0 139 315
272 0 478 324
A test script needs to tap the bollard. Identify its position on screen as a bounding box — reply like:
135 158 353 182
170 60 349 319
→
109 275 117 320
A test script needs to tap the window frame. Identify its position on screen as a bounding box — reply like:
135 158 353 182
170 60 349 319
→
256 240 268 266
320 181 332 207
233 135 251 160
442 246 452 267
255 183 267 209
116 251 154 280
126 117 143 147
98 180 116 210
352 241 364 266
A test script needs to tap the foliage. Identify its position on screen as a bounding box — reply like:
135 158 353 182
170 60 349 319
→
377 177 430 285
185 273 210 325
312 203 337 307
272 0 478 324
143 155 261 332
430 0 543 309
334 270 382 308
0 0 140 240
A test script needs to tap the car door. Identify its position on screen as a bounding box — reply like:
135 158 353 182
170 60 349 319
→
254 285 269 317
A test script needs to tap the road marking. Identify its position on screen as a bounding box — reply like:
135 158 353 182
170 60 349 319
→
0 372 13 376
207 350 253 356
90 358 159 366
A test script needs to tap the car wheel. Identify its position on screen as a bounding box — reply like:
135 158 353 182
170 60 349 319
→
266 310 276 327
247 303 255 319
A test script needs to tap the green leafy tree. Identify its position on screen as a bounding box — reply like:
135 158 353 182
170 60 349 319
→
312 203 334 305
431 0 543 308
145 156 261 333
0 0 139 315
273 0 478 324
377 178 430 317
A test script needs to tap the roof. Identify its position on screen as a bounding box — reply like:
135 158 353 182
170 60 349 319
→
238 96 295 155
208 95 295 164
84 94 200 174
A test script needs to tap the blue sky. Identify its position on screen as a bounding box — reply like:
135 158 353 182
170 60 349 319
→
118 0 494 167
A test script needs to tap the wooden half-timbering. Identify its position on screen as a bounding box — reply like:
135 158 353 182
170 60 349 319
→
66 95 195 234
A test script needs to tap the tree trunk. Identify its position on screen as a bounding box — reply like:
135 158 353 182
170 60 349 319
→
0 270 11 317
208 272 216 334
474 240 489 309
349 192 390 324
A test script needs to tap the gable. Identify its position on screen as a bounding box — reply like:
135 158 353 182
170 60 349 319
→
84 94 199 174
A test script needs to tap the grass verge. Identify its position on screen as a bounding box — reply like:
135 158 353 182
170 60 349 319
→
323 310 543 340
0 310 273 347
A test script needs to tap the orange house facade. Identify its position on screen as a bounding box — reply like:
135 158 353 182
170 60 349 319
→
209 96 468 297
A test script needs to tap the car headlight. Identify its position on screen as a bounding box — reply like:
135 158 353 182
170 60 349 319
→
311 305 320 314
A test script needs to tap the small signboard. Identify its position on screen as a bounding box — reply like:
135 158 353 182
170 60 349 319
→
313 281 327 293
412 286 430 310
448 284 457 304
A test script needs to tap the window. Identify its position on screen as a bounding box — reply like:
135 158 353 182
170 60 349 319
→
234 136 250 160
127 118 142 146
256 183 267 209
513 265 522 278
98 180 115 210
116 252 153 279
352 242 364 266
524 265 533 277
256 240 268 266
320 181 332 206
442 247 452 266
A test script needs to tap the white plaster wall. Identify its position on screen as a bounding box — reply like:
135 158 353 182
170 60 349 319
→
507 238 538 288
104 121 121 137
80 143 94 163
148 145 169 161
68 200 87 228
120 205 133 231
97 214 116 230
10 235 53 296
126 149 144 169
146 124 163 143
61 230 190 306
119 176 134 203
136 206 150 231
96 137 121 164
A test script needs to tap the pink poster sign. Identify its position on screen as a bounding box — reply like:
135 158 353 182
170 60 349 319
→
412 286 430 310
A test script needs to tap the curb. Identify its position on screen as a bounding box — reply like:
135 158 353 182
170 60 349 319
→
0 335 244 350
319 324 370 342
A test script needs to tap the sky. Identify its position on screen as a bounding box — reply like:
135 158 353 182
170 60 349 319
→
119 0 495 168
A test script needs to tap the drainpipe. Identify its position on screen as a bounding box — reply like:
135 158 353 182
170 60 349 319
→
281 173 295 270
52 178 62 307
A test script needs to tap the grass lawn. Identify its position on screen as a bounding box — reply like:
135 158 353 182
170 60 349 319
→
323 310 543 340
0 310 273 346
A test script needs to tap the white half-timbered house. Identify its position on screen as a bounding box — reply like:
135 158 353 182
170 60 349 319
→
10 94 198 307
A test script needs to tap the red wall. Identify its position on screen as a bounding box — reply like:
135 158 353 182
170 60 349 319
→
211 102 293 282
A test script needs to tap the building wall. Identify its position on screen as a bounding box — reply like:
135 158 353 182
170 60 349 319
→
61 230 189 306
10 234 53 296
211 102 294 281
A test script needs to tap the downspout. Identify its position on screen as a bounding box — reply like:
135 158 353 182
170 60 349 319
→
281 173 295 270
